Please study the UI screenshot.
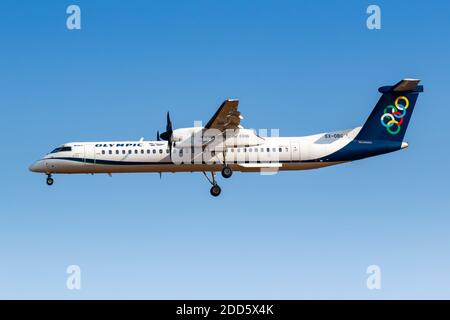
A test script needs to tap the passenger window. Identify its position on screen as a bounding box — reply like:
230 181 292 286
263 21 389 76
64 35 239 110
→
272 148 276 152
260 148 264 152
147 149 150 154
128 150 132 154
279 147 282 152
153 149 156 154
141 149 144 154
109 150 112 155
122 150 125 154
102 150 105 155
159 149 163 154
134 150 138 154
266 148 270 152
116 150 119 154
166 149 169 154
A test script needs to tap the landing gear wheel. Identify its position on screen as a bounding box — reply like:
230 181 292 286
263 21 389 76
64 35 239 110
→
46 177 54 186
210 185 221 197
203 171 222 197
221 166 232 179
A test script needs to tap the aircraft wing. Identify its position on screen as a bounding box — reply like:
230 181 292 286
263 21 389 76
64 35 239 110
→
204 99 242 131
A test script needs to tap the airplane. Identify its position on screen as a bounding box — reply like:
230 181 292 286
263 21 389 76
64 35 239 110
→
29 79 423 197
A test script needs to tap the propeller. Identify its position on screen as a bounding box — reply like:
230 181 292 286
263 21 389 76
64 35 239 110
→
156 130 160 141
159 112 174 160
159 112 173 140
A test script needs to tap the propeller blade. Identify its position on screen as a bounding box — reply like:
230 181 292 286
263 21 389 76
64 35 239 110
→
160 131 170 141
159 111 174 141
157 130 160 141
166 112 172 132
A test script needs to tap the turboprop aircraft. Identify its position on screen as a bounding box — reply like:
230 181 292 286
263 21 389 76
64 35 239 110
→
29 79 423 197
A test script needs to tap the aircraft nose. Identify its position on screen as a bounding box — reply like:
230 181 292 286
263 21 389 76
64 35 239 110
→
29 160 45 173
29 161 37 172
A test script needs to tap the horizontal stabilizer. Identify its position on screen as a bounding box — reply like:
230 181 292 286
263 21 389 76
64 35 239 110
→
393 79 421 92
379 79 423 93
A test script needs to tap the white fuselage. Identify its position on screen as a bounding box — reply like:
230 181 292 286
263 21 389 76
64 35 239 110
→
29 127 363 174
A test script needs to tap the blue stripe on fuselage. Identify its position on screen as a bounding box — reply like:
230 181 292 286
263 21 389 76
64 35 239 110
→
50 157 174 165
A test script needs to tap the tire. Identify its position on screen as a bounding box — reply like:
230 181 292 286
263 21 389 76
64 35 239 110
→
221 166 232 179
210 185 221 197
46 177 54 186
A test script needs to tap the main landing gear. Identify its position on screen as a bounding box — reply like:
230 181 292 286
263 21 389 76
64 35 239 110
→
221 165 232 179
202 172 221 197
203 166 233 197
46 174 54 186
210 184 221 197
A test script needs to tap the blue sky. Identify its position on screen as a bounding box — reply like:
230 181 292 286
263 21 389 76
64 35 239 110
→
0 0 449 299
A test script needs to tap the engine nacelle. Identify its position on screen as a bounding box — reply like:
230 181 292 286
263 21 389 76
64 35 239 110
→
221 128 265 148
173 127 265 149
171 127 202 145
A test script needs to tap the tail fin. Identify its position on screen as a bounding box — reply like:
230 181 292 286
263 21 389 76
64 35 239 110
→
356 79 423 142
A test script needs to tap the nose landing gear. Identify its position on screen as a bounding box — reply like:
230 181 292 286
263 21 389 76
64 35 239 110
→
46 174 54 186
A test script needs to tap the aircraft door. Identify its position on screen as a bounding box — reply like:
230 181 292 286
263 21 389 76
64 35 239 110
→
84 144 96 167
290 141 300 162
72 145 83 159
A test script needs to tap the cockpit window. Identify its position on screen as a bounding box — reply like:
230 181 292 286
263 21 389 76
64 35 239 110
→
50 146 72 153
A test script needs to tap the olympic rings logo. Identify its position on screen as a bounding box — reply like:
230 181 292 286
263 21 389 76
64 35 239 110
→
380 96 409 135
